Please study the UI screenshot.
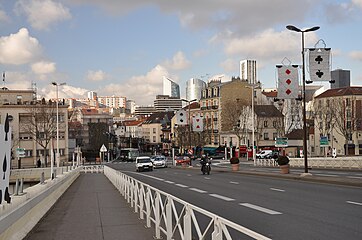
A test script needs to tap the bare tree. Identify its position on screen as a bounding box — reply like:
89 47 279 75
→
221 99 249 146
20 102 57 167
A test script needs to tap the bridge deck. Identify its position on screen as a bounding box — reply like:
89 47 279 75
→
25 173 154 240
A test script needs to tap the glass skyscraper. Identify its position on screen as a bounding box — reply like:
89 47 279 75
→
163 76 180 98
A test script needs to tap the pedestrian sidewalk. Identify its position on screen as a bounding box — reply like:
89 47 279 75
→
25 173 155 240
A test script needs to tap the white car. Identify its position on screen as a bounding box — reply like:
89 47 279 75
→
256 150 273 159
135 156 153 172
151 155 167 168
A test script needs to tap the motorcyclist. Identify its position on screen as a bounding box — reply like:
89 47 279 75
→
200 154 209 172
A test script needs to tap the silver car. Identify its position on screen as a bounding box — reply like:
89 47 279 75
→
151 155 167 168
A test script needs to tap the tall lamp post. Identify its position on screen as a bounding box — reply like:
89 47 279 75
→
52 81 66 167
181 98 197 154
286 25 320 174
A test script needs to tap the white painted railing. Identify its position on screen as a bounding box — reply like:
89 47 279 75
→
104 166 270 240
254 157 362 169
81 165 104 173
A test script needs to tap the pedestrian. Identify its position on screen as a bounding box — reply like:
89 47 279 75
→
37 159 41 168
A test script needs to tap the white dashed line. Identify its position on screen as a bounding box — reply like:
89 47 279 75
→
270 188 285 192
175 184 188 188
347 201 362 206
204 177 211 180
240 203 282 215
230 181 239 185
315 174 338 177
209 194 235 201
347 176 362 179
189 188 207 193
165 180 174 184
187 174 192 177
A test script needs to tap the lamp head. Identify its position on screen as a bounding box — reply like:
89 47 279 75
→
286 25 301 32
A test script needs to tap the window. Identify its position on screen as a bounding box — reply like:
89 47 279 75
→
153 136 156 142
153 128 156 133
346 98 350 106
347 121 352 129
264 133 269 140
264 121 268 127
273 132 277 140
347 110 351 119
272 121 278 128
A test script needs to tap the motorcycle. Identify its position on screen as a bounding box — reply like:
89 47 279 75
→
201 158 211 175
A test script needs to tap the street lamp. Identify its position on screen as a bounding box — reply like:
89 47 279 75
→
286 25 320 174
246 82 259 164
181 98 197 154
52 81 66 168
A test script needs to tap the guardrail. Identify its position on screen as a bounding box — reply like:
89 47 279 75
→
0 167 81 240
104 166 270 240
81 165 104 173
254 157 362 170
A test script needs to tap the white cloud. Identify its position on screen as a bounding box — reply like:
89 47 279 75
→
223 28 319 64
352 0 362 8
15 0 71 30
162 51 191 70
31 61 56 74
0 28 42 65
39 84 89 100
100 65 170 105
349 51 362 61
220 59 238 72
86 70 108 82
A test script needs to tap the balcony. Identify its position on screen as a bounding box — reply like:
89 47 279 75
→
201 107 207 110
211 105 218 109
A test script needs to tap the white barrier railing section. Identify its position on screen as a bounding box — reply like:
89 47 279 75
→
254 157 362 169
81 165 104 173
104 166 270 240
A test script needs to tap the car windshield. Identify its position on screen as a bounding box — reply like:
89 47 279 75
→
154 157 164 161
138 158 151 163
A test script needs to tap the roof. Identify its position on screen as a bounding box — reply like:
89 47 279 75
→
262 91 277 98
123 120 144 126
254 105 283 117
182 102 200 110
143 111 175 124
285 129 304 140
315 87 362 98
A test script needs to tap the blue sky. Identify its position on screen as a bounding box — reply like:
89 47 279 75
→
1 0 361 106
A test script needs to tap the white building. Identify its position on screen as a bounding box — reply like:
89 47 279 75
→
98 96 126 108
163 76 180 98
240 60 257 84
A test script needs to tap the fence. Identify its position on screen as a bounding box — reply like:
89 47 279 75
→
104 166 270 240
254 156 362 169
81 165 104 173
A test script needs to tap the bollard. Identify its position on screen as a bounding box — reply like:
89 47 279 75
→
40 171 45 184
54 169 57 178
14 179 19 196
19 178 24 194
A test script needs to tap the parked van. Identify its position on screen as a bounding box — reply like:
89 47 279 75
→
256 150 273 159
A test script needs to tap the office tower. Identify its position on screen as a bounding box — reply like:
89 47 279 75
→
331 69 350 89
163 76 180 98
154 95 182 112
240 60 257 84
186 78 206 101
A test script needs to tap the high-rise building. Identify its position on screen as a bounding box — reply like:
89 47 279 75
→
186 78 206 101
126 100 136 114
87 91 97 100
240 60 257 84
163 76 180 98
154 95 182 112
331 69 350 89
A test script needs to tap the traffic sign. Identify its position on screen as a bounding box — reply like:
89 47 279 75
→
188 149 193 155
275 137 288 147
100 144 107 152
320 136 329 147
16 148 26 158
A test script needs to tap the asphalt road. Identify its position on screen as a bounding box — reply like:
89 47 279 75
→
108 162 362 240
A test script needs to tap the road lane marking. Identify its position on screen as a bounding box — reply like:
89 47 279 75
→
204 177 211 180
189 188 207 193
165 180 174 184
143 175 164 181
347 201 362 206
230 181 239 185
347 176 362 179
315 174 338 177
270 188 285 192
240 203 282 215
209 194 235 201
187 174 192 177
176 184 188 188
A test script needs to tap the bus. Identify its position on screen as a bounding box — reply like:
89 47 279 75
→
119 148 140 162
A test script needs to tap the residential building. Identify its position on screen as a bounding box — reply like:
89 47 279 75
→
154 95 182 112
87 91 97 100
0 87 68 168
163 76 180 98
313 87 362 156
97 95 126 109
186 78 206 101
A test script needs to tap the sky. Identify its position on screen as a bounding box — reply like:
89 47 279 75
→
0 0 362 106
